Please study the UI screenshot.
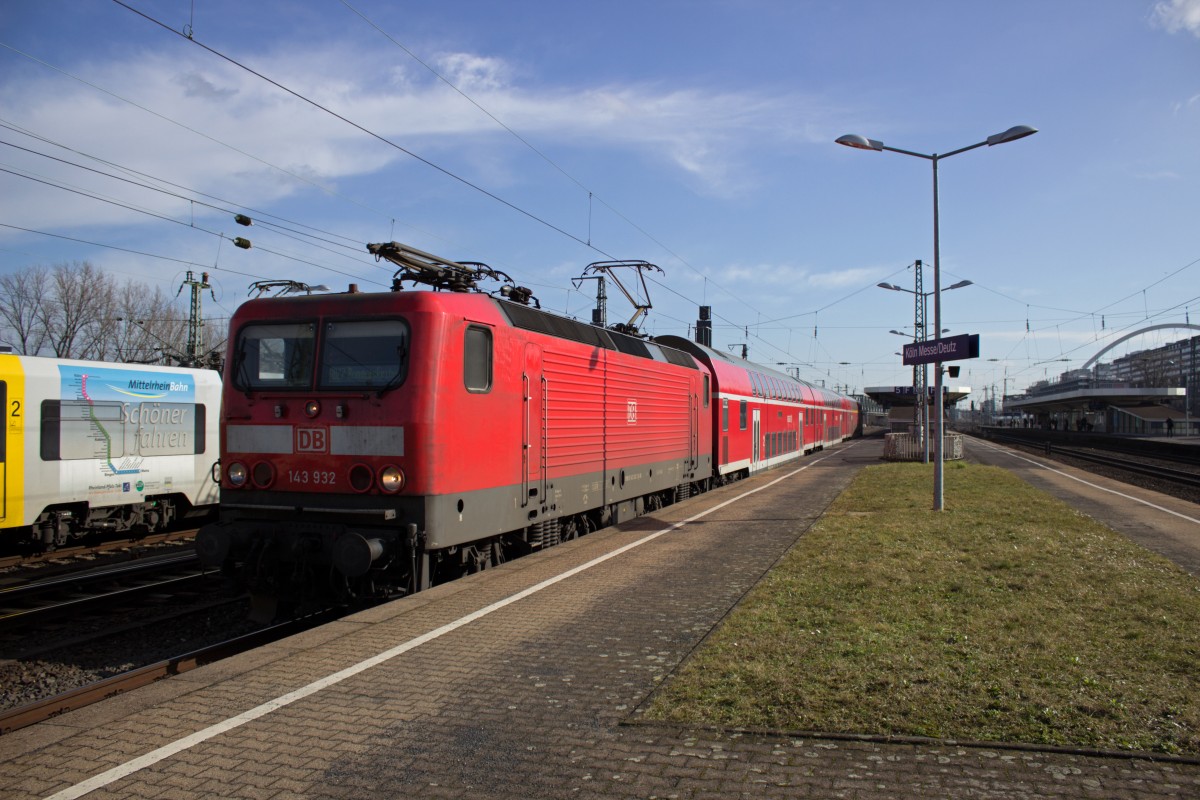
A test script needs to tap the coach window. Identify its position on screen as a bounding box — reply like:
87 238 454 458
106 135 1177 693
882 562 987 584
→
703 374 710 408
40 399 202 460
319 319 409 390
739 399 747 430
464 325 493 392
722 398 729 431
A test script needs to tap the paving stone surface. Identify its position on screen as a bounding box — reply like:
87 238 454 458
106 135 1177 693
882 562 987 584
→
2 437 1198 799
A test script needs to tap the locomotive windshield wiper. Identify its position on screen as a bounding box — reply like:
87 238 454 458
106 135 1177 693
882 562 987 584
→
377 342 409 398
233 343 253 397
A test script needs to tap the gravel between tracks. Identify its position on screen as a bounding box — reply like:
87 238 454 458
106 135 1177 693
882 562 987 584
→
0 598 264 712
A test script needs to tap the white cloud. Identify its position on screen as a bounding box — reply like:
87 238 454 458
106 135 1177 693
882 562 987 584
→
433 53 511 92
1133 169 1181 180
1171 92 1200 113
1152 0 1200 37
806 266 881 290
0 39 834 239
710 263 883 294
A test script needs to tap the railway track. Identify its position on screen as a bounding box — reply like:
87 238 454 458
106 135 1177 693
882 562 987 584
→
976 432 1200 497
0 611 336 735
0 528 201 572
0 551 216 632
1046 446 1200 489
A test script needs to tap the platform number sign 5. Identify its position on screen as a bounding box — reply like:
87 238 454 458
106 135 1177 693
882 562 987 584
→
627 399 637 424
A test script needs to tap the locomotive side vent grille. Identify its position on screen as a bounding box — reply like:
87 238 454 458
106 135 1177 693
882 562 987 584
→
611 334 651 359
500 303 614 350
500 302 696 371
659 347 697 369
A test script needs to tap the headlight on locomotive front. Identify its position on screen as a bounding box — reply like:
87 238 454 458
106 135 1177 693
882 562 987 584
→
227 461 248 487
377 465 405 493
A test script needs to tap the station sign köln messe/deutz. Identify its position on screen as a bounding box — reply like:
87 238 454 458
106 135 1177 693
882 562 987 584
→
902 333 980 367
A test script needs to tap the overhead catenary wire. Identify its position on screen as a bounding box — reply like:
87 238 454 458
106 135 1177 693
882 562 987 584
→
0 166 390 289
110 0 607 256
0 126 370 254
5 8 1197 392
37 10 1200 351
110 0 852 341
337 0 776 324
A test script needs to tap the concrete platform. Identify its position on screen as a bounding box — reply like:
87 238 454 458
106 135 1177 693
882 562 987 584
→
2 437 1198 799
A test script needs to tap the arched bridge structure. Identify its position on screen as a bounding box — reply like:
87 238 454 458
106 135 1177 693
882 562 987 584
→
1081 324 1200 370
1002 324 1196 436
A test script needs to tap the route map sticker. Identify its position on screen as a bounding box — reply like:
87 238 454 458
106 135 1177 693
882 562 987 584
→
57 365 198 476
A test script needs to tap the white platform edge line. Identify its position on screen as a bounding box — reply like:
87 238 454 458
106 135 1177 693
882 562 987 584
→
46 444 853 800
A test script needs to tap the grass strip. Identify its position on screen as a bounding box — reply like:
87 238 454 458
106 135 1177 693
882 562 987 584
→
644 462 1200 754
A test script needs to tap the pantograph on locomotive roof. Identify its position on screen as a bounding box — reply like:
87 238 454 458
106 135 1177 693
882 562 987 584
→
367 241 539 307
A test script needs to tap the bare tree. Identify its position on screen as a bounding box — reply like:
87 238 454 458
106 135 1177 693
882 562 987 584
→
200 317 228 370
0 261 227 367
38 261 116 359
105 285 188 364
0 266 51 355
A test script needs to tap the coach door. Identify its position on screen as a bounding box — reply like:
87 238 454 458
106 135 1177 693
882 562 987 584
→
689 391 699 470
0 381 5 518
751 408 761 467
521 344 547 509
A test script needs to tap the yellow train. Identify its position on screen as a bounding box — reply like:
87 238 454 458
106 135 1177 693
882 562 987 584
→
0 354 221 549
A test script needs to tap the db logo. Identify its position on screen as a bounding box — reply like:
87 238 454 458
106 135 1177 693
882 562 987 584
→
296 427 328 453
627 399 638 424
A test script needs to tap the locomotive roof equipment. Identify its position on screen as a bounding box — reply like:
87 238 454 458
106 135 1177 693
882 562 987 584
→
368 241 538 306
578 260 664 336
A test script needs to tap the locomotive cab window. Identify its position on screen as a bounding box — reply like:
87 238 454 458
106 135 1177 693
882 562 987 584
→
464 325 492 393
319 319 409 390
233 322 316 391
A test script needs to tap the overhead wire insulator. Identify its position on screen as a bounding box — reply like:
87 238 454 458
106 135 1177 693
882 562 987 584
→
233 237 252 250
235 214 253 226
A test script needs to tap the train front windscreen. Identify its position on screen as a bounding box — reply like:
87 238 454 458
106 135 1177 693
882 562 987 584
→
232 319 410 393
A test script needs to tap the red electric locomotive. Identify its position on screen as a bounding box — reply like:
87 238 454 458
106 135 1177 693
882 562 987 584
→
198 242 860 610
197 243 712 607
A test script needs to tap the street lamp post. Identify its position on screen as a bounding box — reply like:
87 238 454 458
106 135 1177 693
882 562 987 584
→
881 270 971 464
838 124 1037 510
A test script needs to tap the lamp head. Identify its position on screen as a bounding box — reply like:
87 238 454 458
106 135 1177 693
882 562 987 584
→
836 134 884 151
986 125 1038 146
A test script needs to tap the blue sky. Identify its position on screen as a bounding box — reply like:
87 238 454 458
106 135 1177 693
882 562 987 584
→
2 0 1198 403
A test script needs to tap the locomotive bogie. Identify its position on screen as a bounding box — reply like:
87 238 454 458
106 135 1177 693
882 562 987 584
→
0 354 221 550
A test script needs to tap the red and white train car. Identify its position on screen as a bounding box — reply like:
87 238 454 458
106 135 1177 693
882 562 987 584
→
657 337 859 479
199 285 710 603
